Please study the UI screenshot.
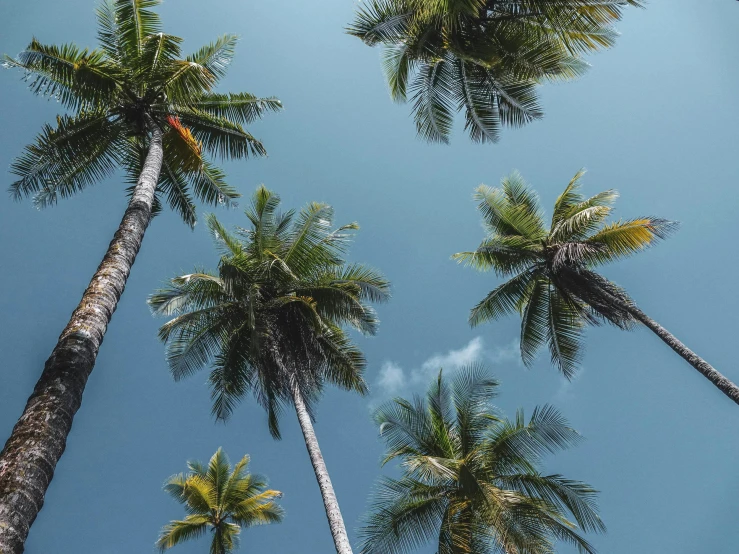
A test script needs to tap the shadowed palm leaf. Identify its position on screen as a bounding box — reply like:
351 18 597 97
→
158 448 283 554
361 365 604 554
349 0 641 144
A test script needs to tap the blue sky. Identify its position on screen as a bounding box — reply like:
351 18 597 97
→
1 0 739 552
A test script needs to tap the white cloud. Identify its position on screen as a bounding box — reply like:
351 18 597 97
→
414 337 485 383
377 361 407 396
371 337 522 405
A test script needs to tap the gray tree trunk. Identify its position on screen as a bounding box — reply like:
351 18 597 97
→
626 305 739 405
289 380 354 554
0 126 164 553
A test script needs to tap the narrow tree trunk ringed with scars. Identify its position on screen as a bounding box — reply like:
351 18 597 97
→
624 304 739 405
289 377 354 554
0 125 164 554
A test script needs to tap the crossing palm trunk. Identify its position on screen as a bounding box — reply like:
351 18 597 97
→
289 378 354 554
0 126 164 554
625 305 739 405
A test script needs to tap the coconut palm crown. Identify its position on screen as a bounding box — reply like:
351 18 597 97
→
149 185 391 436
349 0 641 144
5 0 281 225
454 170 676 378
361 364 604 554
454 170 739 404
158 448 284 554
150 186 390 553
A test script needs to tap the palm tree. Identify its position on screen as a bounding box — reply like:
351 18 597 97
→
149 186 391 554
0 2 280 550
157 448 284 554
454 170 739 404
361 364 604 554
348 0 640 144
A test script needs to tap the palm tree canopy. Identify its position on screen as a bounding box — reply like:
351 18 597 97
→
157 448 284 554
454 170 676 378
348 0 641 144
361 365 604 554
4 0 281 226
149 186 391 438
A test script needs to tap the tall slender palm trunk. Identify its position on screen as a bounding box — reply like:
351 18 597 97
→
289 380 354 554
0 127 164 554
625 304 739 405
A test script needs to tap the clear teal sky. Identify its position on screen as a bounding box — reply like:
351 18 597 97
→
1 1 739 552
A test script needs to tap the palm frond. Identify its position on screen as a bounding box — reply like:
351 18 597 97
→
410 58 456 143
187 34 238 83
360 477 448 554
114 0 162 58
186 92 283 124
546 284 585 380
4 39 117 110
469 267 537 327
177 109 266 159
157 515 210 552
10 112 122 204
585 217 678 264
519 276 550 367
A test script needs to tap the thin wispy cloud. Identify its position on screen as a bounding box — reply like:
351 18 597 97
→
373 337 521 401
377 361 406 395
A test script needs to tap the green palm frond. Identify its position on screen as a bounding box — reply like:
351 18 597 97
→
187 34 237 83
10 112 123 204
159 448 283 553
546 286 585 379
178 109 267 160
459 170 677 378
157 157 198 227
474 175 546 240
4 39 118 110
519 276 550 367
157 514 210 552
468 268 537 327
187 92 283 124
115 0 162 58
586 217 677 263
410 58 456 143
362 367 600 554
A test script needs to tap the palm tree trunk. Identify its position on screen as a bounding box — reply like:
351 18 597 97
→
625 305 739 405
289 379 354 554
0 126 164 553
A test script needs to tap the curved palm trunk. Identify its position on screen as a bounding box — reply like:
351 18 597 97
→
625 305 739 405
0 127 164 553
289 380 354 554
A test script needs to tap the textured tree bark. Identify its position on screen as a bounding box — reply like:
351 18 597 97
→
0 126 164 553
626 305 739 405
289 380 354 554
